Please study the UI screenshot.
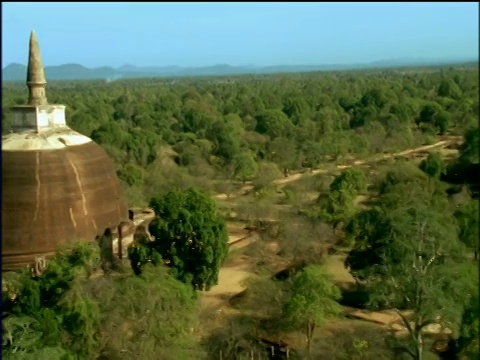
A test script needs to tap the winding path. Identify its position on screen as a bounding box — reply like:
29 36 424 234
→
205 135 462 312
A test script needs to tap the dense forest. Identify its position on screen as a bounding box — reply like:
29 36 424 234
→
2 67 479 205
2 66 479 360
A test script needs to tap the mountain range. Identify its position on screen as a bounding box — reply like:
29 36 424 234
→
2 58 478 82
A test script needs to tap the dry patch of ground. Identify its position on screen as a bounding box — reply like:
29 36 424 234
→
200 136 462 347
212 137 459 201
323 253 355 285
201 256 253 310
201 229 261 310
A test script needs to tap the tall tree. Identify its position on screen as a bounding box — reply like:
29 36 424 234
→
459 127 479 166
454 200 479 260
345 183 476 360
145 188 229 290
232 151 258 183
283 265 343 356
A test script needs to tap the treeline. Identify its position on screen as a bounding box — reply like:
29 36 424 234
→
2 67 478 205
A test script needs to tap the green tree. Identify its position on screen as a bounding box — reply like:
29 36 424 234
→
146 188 229 290
207 115 243 162
267 136 298 174
232 151 258 183
329 168 368 195
359 88 388 109
283 265 343 355
377 162 429 195
2 242 102 359
282 95 312 124
345 183 476 360
418 152 447 178
255 109 293 138
315 190 356 229
415 102 450 134
94 264 201 359
350 105 379 128
309 169 367 229
434 111 450 135
455 290 480 358
416 103 441 127
344 208 390 271
438 78 462 99
117 163 147 187
454 200 479 260
314 106 349 134
459 127 479 166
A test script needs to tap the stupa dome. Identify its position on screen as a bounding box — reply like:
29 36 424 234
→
2 31 129 270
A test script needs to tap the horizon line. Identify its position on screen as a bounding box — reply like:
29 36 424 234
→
4 56 479 70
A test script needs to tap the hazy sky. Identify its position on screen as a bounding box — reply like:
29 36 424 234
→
2 2 478 68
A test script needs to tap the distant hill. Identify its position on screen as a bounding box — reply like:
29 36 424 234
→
2 58 478 82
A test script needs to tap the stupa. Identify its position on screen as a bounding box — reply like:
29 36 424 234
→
2 31 129 270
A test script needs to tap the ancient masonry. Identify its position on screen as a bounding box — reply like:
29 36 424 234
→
2 31 154 271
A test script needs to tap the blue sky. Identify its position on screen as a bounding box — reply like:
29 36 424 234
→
2 2 478 68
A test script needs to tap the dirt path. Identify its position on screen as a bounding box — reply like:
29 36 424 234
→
200 220 259 310
213 136 461 201
203 135 462 314
273 136 461 188
201 260 251 310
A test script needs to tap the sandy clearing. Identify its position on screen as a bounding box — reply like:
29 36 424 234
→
323 254 355 285
201 256 253 310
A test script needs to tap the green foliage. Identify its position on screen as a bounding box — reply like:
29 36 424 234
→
330 168 368 195
203 315 266 360
243 274 288 313
459 126 479 165
267 136 299 171
345 175 477 360
416 102 451 134
207 115 243 162
255 109 293 138
438 77 462 99
3 60 479 360
117 163 147 187
283 265 343 353
252 161 283 189
4 68 477 205
344 208 391 269
232 151 258 183
3 244 201 360
93 264 200 359
454 200 479 259
2 242 102 359
310 168 368 228
145 188 229 290
360 88 388 109
418 152 447 178
377 162 429 195
315 190 356 227
455 289 480 358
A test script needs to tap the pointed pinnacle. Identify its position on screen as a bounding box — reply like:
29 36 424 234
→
27 30 48 105
27 31 46 85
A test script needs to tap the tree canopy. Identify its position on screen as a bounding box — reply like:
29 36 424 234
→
345 173 477 360
283 265 343 354
2 243 201 359
135 188 230 291
3 66 477 206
